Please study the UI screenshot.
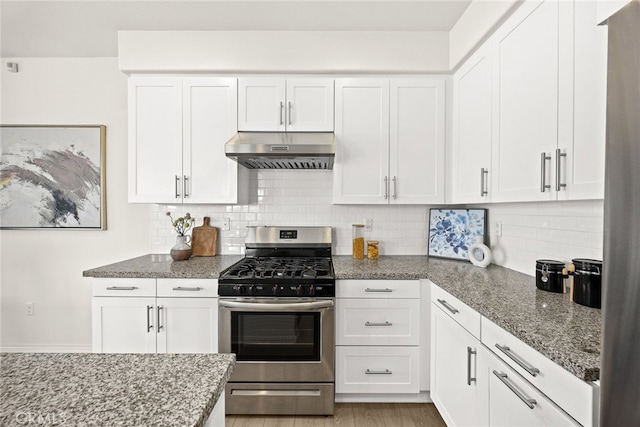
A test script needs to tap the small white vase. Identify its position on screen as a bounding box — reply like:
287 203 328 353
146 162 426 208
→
469 236 492 268
170 235 192 261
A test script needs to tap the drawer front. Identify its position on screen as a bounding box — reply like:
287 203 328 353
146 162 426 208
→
336 299 420 346
337 280 420 299
92 278 156 297
482 317 596 427
336 346 420 394
431 283 481 339
488 351 580 427
156 278 218 297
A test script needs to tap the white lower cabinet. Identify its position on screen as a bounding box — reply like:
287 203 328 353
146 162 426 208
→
92 278 218 354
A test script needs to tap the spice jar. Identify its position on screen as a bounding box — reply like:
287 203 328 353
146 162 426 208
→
367 241 379 260
352 224 365 259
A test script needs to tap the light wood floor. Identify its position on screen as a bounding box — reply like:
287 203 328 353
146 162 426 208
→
226 403 446 427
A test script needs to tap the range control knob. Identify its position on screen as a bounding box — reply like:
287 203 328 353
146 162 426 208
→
248 285 257 295
308 285 316 296
237 285 246 295
272 285 279 295
296 285 304 296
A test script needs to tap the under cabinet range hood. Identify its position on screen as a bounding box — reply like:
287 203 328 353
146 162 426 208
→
225 132 335 169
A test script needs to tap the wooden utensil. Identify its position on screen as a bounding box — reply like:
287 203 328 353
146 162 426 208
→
563 263 576 301
191 217 218 257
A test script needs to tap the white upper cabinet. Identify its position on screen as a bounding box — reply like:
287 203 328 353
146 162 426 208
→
334 78 446 205
451 45 493 204
238 77 334 131
128 76 245 204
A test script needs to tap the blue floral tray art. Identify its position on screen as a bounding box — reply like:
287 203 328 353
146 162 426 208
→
428 209 487 261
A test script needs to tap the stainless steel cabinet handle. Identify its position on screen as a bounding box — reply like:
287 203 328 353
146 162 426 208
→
288 101 292 126
540 153 551 192
467 347 477 385
146 305 153 332
480 168 489 197
175 175 181 198
366 369 392 375
183 175 189 198
365 321 392 327
279 102 284 125
555 148 567 191
384 176 389 199
495 344 540 377
172 286 202 291
493 370 537 409
106 286 137 291
437 299 459 314
365 288 393 293
392 176 397 199
157 306 163 332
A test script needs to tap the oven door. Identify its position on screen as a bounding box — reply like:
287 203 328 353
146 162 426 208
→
218 297 334 383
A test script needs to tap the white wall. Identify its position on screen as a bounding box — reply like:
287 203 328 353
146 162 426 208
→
0 58 151 351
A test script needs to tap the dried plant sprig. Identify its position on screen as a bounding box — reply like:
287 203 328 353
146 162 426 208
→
166 212 195 236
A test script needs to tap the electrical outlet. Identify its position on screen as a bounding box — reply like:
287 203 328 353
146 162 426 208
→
26 302 34 316
364 218 373 232
495 221 503 237
223 218 230 231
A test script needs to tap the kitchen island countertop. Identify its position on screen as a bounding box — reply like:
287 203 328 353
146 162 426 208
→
0 352 235 427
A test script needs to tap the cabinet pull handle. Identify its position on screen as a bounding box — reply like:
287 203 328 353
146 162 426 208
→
146 305 153 332
365 288 393 293
172 286 202 291
183 175 189 198
392 176 397 199
157 306 163 332
106 286 137 291
540 153 551 192
288 101 292 125
492 370 537 409
279 102 284 125
437 299 459 314
467 347 477 385
365 321 392 327
175 175 181 198
383 176 389 199
366 369 392 375
480 168 489 197
555 148 567 192
495 344 540 377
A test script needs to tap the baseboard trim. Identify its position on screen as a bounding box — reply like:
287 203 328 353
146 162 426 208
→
0 345 92 353
335 391 432 403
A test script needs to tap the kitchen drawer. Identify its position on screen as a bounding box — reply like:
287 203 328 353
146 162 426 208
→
336 298 420 346
487 350 580 427
92 278 156 297
337 280 420 299
156 278 218 298
431 283 481 339
482 317 598 427
336 346 420 394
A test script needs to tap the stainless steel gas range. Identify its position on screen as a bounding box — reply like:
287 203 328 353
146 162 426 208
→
218 226 335 416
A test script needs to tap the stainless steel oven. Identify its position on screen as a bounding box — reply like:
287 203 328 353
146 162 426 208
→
217 226 335 415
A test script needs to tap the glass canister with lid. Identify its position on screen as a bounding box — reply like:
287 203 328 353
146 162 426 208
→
352 224 365 259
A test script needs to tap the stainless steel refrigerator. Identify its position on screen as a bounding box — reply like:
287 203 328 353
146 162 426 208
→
601 1 640 425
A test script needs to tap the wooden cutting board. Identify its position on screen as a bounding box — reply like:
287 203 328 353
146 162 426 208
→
191 217 218 257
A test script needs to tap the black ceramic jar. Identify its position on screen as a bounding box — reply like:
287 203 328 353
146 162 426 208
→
571 258 603 309
535 259 567 293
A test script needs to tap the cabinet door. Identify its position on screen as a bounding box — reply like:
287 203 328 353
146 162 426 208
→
562 0 607 200
183 77 242 204
128 77 183 203
390 79 445 204
92 297 156 353
491 0 572 202
238 78 286 131
333 79 390 204
286 78 334 131
452 46 493 204
156 297 218 353
430 304 488 427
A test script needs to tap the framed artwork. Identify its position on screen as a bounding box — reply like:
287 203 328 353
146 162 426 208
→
0 125 107 229
428 208 487 261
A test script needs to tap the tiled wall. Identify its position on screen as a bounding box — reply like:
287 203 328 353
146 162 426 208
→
150 170 604 276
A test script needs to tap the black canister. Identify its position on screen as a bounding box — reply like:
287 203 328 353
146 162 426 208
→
571 258 602 309
535 259 567 293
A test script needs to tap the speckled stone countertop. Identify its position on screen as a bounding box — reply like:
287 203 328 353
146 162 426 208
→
0 352 235 427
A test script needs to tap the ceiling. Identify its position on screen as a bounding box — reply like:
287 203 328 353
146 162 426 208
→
1 0 472 57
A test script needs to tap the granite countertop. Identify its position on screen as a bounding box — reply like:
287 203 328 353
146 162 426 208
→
83 254 601 382
0 352 235 427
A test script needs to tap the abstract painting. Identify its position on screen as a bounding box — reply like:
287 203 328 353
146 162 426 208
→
0 125 106 229
428 208 487 261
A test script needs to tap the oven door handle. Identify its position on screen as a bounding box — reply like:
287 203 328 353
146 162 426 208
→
218 299 334 311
